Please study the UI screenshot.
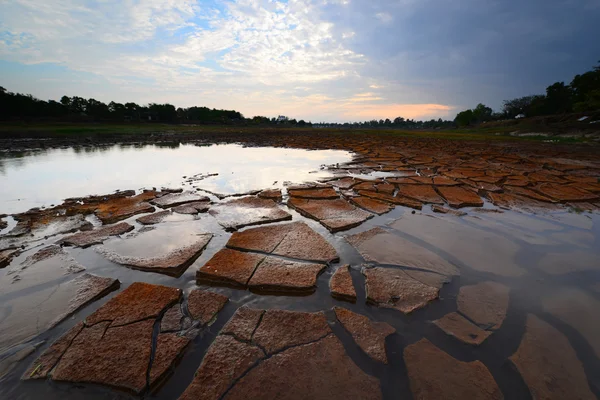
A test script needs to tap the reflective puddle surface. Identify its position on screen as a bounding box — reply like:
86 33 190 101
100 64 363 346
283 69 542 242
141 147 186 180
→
0 144 352 214
0 143 599 400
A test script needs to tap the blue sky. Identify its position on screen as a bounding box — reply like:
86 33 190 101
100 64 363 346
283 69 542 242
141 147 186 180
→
1 0 599 122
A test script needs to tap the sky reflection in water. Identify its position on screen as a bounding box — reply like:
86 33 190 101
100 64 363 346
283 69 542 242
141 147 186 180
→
0 143 352 214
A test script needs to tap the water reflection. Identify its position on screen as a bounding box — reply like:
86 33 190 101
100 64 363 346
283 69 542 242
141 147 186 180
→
0 144 352 214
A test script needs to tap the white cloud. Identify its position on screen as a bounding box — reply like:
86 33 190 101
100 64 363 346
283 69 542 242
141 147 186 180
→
375 12 393 24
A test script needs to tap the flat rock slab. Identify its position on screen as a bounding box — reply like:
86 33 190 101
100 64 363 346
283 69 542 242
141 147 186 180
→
172 201 211 214
252 309 332 354
227 221 338 263
389 214 525 277
182 307 381 400
358 190 423 209
26 282 186 394
85 282 181 327
288 197 372 232
334 307 395 363
94 191 158 224
258 189 283 201
362 267 441 314
62 222 134 248
397 185 444 204
346 227 459 278
197 248 265 287
457 282 509 330
288 187 339 199
248 257 326 294
349 196 394 215
209 197 292 231
224 335 381 400
187 289 228 325
179 334 265 400
510 314 595 400
434 312 492 345
152 191 210 208
136 210 171 225
535 183 599 202
330 265 357 302
97 227 212 276
404 339 502 400
328 177 358 189
437 186 484 208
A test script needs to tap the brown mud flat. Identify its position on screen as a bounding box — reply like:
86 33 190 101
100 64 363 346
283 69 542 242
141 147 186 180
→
1 130 600 400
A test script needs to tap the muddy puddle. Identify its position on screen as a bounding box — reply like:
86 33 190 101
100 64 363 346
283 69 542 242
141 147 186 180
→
0 141 599 400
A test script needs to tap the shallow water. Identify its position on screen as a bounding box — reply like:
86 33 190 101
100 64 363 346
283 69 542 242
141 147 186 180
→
0 144 352 214
0 144 599 399
0 199 598 399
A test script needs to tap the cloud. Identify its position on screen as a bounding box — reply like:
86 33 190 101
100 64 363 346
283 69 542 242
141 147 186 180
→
0 0 598 122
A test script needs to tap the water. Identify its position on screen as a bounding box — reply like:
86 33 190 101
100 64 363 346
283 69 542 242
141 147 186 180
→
0 143 599 399
0 144 352 214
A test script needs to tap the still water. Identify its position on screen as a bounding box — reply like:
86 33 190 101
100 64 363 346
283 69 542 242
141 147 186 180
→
0 143 352 214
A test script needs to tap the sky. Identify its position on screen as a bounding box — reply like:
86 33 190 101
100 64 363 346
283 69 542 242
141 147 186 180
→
1 0 599 122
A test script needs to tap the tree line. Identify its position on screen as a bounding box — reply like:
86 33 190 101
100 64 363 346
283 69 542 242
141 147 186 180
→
454 62 600 126
0 88 245 124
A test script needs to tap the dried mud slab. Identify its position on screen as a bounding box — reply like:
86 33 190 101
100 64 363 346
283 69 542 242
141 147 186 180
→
258 189 283 201
328 177 358 190
397 185 444 204
25 282 186 394
197 248 265 287
136 210 171 225
85 282 181 327
389 214 525 277
90 191 158 224
227 221 338 263
62 222 134 247
288 187 339 199
172 201 211 214
434 312 492 345
334 307 395 363
221 306 264 341
358 190 423 209
362 267 441 314
510 314 595 400
183 307 380 400
209 196 292 231
542 287 600 359
287 197 372 232
535 183 599 203
330 265 357 302
248 257 326 294
349 196 395 215
179 334 265 400
404 339 502 400
457 282 509 330
161 304 186 333
151 191 210 208
224 335 381 400
347 227 459 278
97 228 212 276
437 186 484 208
187 289 228 325
252 309 332 354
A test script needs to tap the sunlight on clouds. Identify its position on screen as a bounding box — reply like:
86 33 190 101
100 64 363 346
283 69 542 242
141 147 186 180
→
0 0 456 121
